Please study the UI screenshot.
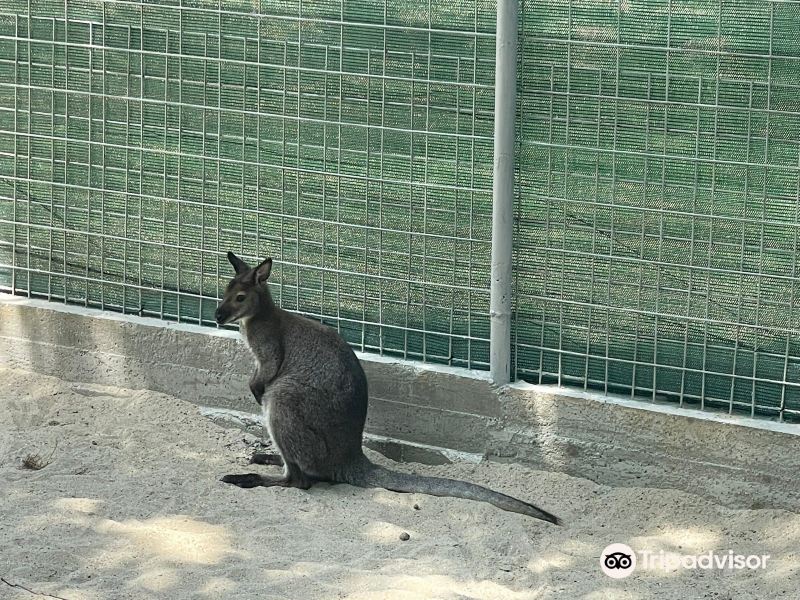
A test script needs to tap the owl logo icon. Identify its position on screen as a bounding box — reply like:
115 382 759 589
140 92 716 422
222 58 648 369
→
601 543 636 578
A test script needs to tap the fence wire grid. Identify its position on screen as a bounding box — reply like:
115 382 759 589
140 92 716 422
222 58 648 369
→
515 0 800 421
0 0 798 422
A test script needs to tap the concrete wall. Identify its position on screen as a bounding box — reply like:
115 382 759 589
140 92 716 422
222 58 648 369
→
1 293 798 512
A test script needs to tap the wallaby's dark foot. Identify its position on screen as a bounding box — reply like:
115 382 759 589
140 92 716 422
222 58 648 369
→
221 471 312 490
221 473 269 488
250 452 284 466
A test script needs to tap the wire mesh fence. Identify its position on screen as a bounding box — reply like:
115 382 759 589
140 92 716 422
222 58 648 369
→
1 0 798 422
0 0 496 369
516 0 800 422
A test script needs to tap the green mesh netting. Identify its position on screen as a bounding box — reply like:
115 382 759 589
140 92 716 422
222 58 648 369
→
1 0 797 421
0 0 496 369
516 0 799 420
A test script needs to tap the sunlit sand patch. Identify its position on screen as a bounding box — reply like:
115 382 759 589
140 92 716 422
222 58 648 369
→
633 526 721 555
130 567 179 592
198 576 237 596
527 539 592 574
53 497 103 514
342 573 545 600
363 521 415 544
582 591 640 600
95 515 235 565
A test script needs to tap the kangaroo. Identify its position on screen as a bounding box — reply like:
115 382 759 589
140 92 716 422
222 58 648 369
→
215 251 561 524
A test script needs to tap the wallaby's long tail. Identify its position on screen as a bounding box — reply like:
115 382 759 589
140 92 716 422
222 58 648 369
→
342 460 561 525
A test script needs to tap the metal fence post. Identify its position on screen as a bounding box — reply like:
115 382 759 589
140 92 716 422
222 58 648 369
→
489 0 518 385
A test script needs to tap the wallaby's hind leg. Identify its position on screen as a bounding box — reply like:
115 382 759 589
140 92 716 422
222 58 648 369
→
250 452 284 466
283 460 312 489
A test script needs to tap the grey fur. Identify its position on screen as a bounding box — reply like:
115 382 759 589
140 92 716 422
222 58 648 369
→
215 252 561 524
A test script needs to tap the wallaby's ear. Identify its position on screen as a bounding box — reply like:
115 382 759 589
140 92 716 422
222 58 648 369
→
254 257 273 285
227 251 249 275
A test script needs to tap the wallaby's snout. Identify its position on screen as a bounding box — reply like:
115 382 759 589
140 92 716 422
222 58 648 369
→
214 306 230 325
216 251 275 325
214 299 238 325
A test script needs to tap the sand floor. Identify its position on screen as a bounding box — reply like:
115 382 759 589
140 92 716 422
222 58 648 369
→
0 367 797 599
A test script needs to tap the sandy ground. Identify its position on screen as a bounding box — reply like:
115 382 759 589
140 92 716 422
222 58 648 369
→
0 367 797 600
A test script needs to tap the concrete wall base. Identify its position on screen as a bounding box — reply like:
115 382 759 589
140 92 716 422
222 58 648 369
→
1 293 797 513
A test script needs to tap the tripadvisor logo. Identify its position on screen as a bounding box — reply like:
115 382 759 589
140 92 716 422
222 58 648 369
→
600 543 770 578
600 543 636 579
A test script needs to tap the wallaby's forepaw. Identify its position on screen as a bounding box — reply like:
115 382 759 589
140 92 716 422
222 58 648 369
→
221 473 265 488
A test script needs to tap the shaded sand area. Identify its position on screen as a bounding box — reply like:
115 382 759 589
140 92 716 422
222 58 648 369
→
1 367 796 599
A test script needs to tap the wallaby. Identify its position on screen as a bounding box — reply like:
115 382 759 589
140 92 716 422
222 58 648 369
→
215 251 561 524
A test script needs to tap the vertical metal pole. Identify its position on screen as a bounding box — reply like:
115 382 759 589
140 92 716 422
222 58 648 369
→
490 0 518 384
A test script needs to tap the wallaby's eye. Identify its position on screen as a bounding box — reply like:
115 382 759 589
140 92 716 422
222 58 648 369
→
235 293 246 303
